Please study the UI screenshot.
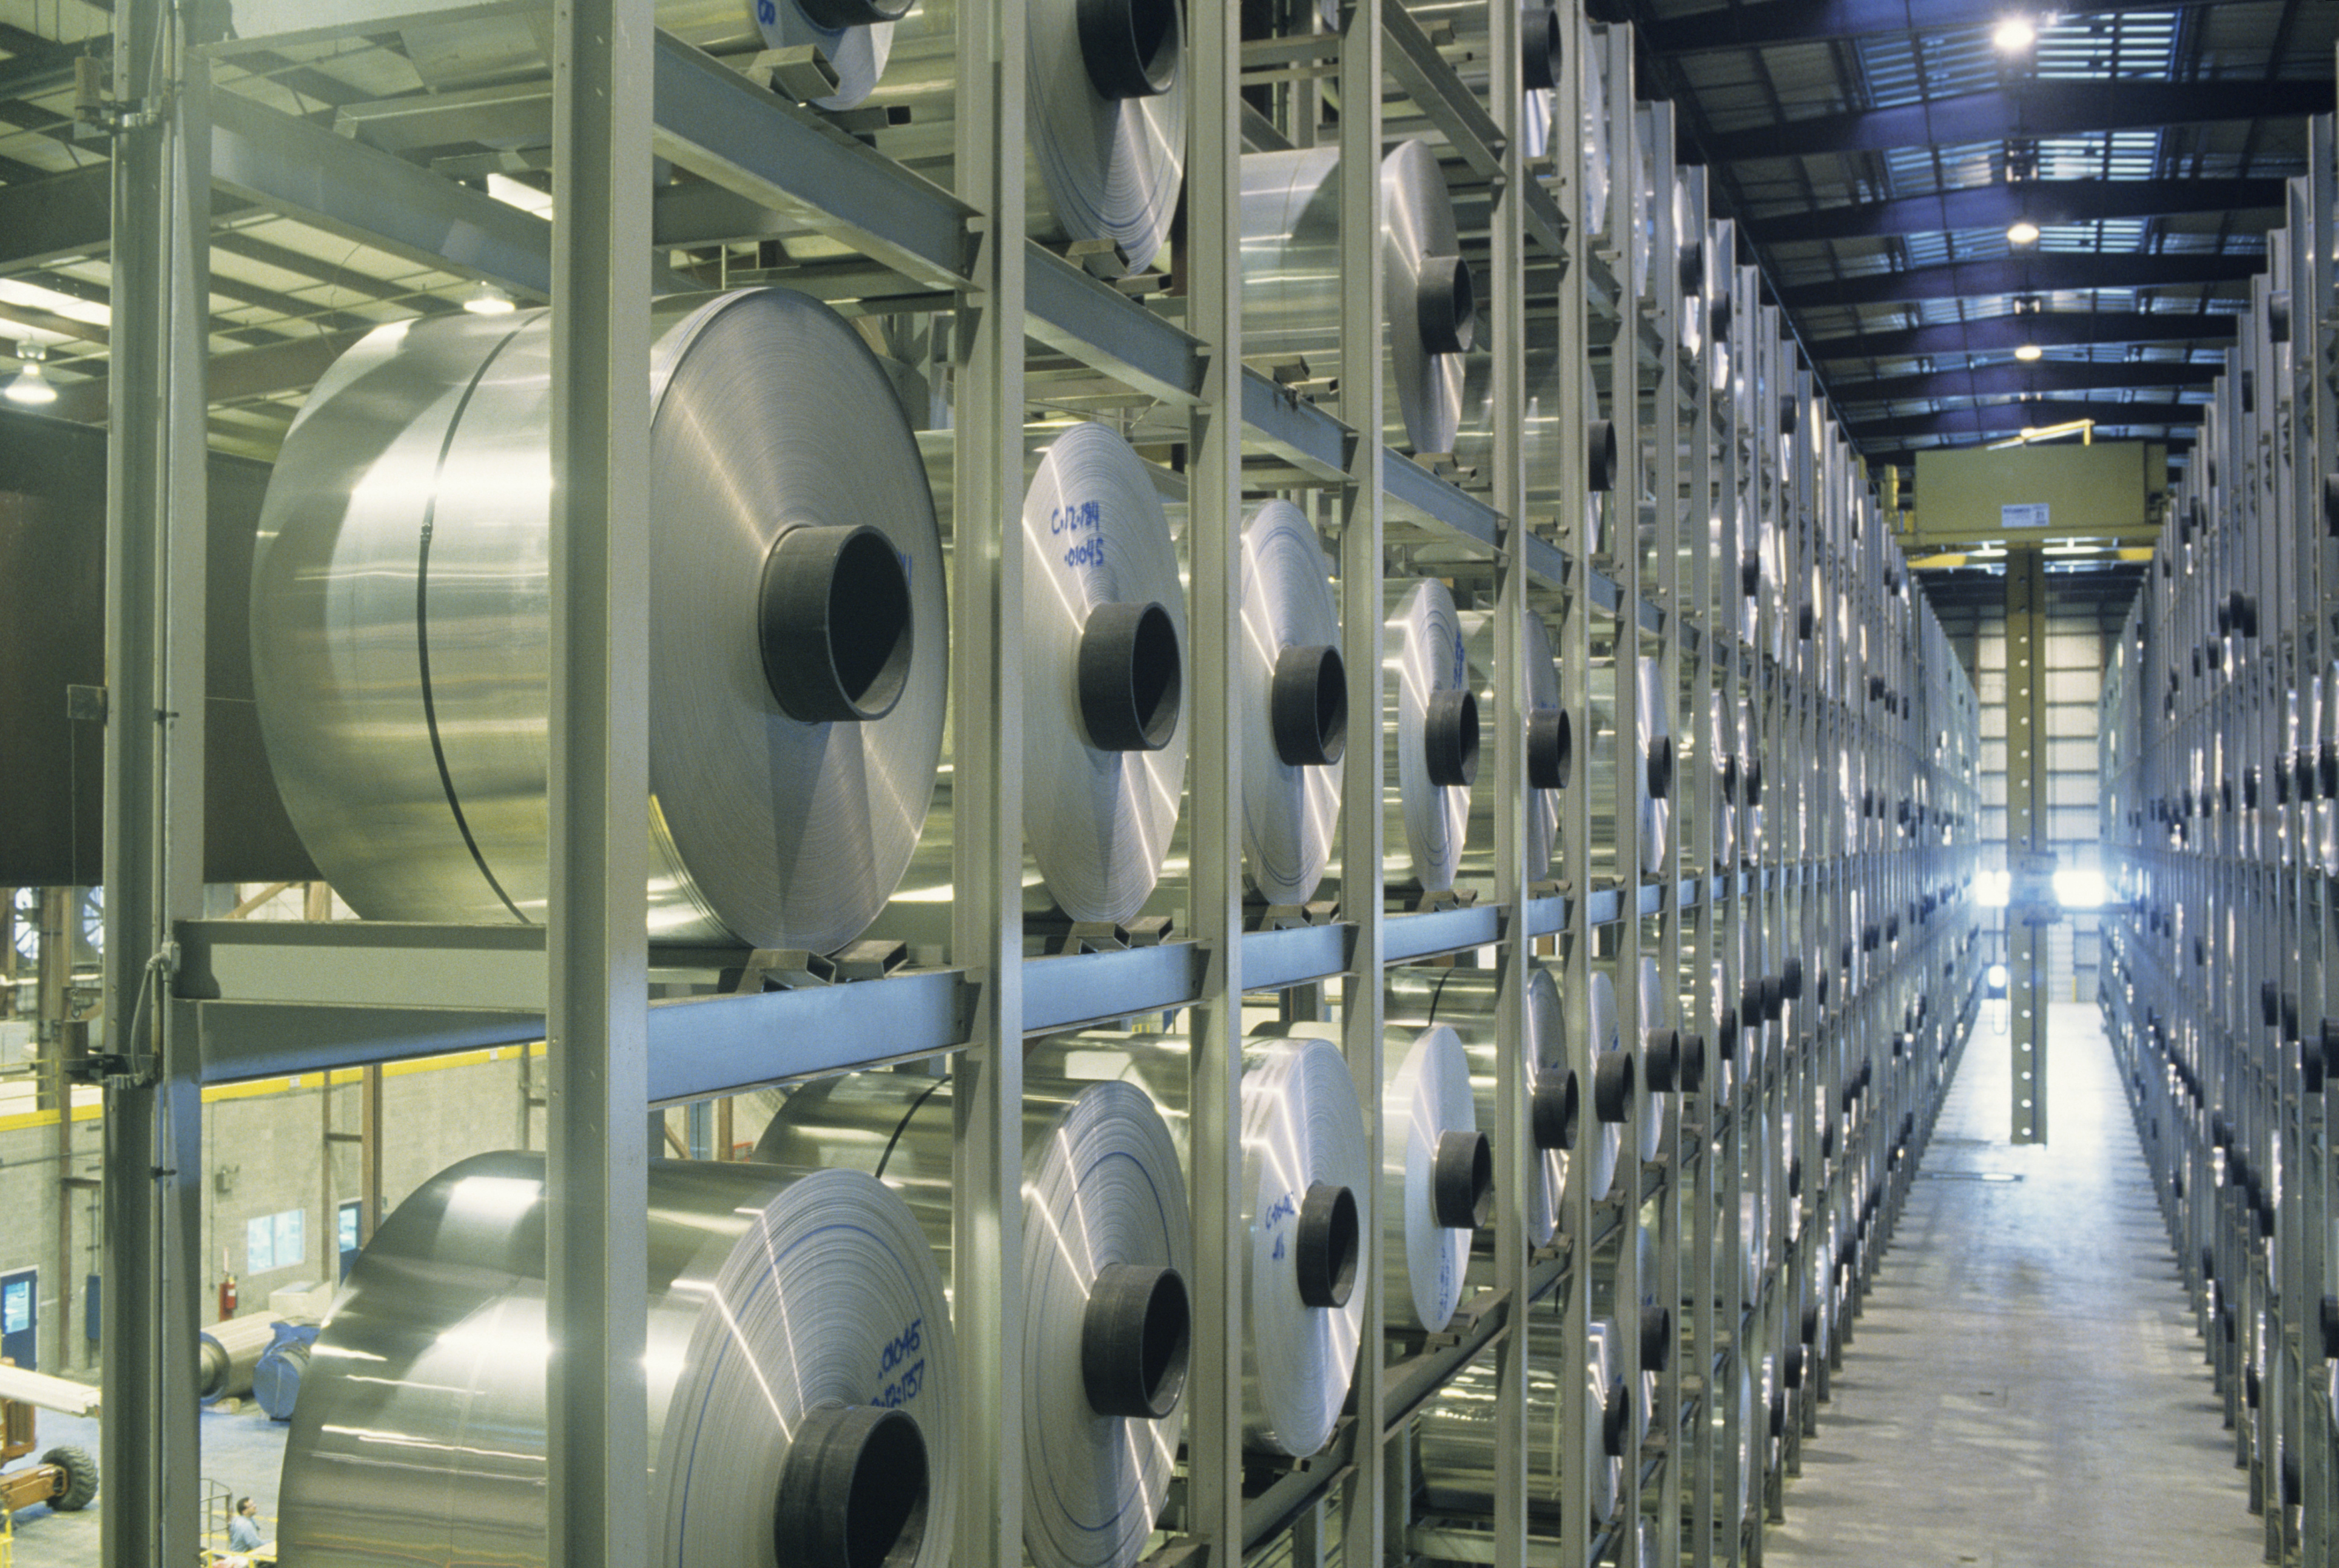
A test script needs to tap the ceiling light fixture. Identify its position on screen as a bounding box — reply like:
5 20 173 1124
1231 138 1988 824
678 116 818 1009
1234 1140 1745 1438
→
2006 220 2041 247
2014 343 2042 362
1993 16 2037 52
4 342 56 407
463 280 517 316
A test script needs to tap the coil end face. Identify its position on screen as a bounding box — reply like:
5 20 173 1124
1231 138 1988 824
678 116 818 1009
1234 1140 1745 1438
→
773 1401 931 1568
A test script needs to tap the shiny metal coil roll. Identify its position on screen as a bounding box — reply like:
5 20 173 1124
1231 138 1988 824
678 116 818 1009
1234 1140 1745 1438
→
756 1073 1191 1568
1586 656 1672 875
1577 969 1627 1205
1634 957 1674 1165
1455 609 1566 886
1239 502 1346 907
198 1314 277 1402
1721 1353 1754 1521
873 0 1182 276
1456 346 1569 527
1028 1033 1368 1457
251 288 947 953
1415 1303 1626 1523
1385 964 1575 1249
278 1152 957 1568
1239 140 1475 456
1253 1020 1486 1332
1017 423 1190 923
400 0 899 111
1384 580 1478 892
1380 1025 1486 1331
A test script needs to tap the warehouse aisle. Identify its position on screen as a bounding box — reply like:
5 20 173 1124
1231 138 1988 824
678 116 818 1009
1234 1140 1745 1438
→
1763 1001 2261 1568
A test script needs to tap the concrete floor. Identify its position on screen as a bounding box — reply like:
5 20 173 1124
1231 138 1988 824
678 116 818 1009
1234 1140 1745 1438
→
1765 1001 2263 1568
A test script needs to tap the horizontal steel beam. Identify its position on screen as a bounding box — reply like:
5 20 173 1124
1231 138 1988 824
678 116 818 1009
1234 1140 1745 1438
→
1810 310 2237 360
1642 0 2224 53
1849 399 2205 440
1832 358 2225 404
1779 252 2261 309
1718 81 2334 161
1745 179 2290 245
49 328 374 422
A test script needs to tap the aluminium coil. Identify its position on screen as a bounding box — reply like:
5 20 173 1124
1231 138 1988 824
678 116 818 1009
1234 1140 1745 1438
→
1238 500 1346 907
278 1153 957 1568
1385 963 1577 1250
249 287 947 954
1455 608 1567 887
756 1073 1191 1568
1238 140 1475 457
1384 579 1479 893
1028 1032 1368 1457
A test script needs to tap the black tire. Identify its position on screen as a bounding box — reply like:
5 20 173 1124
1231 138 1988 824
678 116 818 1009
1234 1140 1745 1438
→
39 1444 96 1511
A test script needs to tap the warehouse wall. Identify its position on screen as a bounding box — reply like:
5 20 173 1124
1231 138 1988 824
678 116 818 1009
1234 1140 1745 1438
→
1940 594 2124 1002
0 1049 537 1375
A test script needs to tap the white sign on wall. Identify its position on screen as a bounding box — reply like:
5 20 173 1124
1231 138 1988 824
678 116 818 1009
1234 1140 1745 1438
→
2002 502 2050 529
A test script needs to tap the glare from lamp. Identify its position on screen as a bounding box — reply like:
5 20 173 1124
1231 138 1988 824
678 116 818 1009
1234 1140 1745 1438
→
1985 962 2010 989
1977 869 2012 908
2006 220 2041 247
4 342 56 407
2051 867 2110 909
463 280 517 316
1992 16 2037 52
2014 343 2042 362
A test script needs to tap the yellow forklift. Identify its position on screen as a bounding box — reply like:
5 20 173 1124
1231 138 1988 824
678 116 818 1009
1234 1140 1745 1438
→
0 1364 96 1517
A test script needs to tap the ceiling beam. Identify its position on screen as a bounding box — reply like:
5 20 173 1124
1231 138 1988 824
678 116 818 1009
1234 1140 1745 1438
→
1778 252 2260 309
1809 310 2237 360
1832 358 2224 403
1716 80 2335 161
1641 0 2224 53
45 326 373 423
1849 400 2206 440
1742 178 2290 246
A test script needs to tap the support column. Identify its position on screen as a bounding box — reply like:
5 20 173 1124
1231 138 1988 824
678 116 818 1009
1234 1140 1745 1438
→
101 2 209 1559
2007 546 2052 1143
544 1 653 1564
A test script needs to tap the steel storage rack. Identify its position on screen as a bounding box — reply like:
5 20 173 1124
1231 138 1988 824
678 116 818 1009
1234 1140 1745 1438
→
85 1 1983 1566
2098 104 2339 1566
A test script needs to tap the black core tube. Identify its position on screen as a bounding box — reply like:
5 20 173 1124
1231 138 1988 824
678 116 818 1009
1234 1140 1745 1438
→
1644 1028 1681 1093
1424 688 1481 787
1594 1050 1634 1124
1432 1130 1495 1229
773 1402 930 1568
1077 600 1183 752
1639 1304 1672 1371
1270 643 1347 767
1081 1262 1192 1420
1523 3 1563 89
1602 1380 1631 1457
1529 708 1572 790
1076 0 1179 100
1646 734 1674 801
759 524 916 724
1678 1034 1707 1094
1587 419 1620 491
1295 1182 1360 1309
1532 1067 1580 1151
798 0 913 25
1415 254 1478 355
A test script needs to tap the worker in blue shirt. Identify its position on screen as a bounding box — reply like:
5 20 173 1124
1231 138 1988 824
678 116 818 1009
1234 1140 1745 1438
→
227 1495 266 1558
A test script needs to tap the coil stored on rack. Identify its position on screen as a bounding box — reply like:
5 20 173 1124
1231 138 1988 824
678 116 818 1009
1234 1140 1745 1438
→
1239 501 1347 907
250 287 947 954
1029 1032 1368 1457
1012 422 1191 924
1384 579 1479 893
1456 607 1568 885
278 1153 957 1568
1385 963 1577 1249
757 1072 1191 1568
1580 969 1629 1203
1379 1023 1490 1331
1587 655 1673 875
1239 139 1475 457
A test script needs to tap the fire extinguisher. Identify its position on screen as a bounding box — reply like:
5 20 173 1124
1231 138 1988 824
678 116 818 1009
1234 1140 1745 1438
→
218 1253 238 1321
